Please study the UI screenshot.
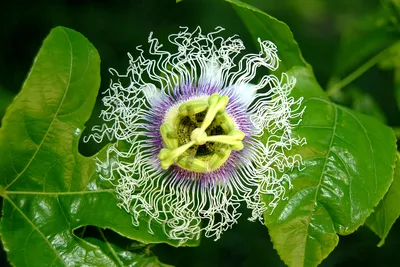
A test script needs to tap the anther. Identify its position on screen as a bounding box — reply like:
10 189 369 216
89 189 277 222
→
160 123 178 149
215 112 235 133
208 146 232 171
178 98 208 116
167 132 178 139
177 156 208 172
186 105 198 124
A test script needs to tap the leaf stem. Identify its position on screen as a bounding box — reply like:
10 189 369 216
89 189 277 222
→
327 46 392 96
79 226 87 238
98 228 125 267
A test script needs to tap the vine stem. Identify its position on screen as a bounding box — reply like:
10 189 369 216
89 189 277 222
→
326 46 393 96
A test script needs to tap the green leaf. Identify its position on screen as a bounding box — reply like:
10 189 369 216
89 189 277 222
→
350 90 387 123
326 8 399 96
82 227 172 267
286 67 326 100
395 69 400 111
378 41 400 111
226 0 312 73
264 67 397 267
331 8 397 78
226 0 326 101
0 26 195 267
379 41 400 69
365 152 400 247
0 88 14 127
225 2 398 265
382 0 400 29
330 87 387 123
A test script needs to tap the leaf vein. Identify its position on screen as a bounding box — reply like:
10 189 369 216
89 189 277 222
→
98 228 125 267
4 29 74 191
302 102 337 265
56 195 71 228
23 229 35 267
5 196 64 264
338 106 377 198
330 149 353 221
5 189 113 196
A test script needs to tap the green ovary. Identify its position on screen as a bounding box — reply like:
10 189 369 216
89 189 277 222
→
158 93 245 173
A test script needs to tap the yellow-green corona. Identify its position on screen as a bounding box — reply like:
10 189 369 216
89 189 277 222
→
158 93 245 172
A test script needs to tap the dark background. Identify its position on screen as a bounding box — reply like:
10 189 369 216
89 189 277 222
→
1 0 400 266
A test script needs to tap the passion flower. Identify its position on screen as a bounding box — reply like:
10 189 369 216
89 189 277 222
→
85 26 305 245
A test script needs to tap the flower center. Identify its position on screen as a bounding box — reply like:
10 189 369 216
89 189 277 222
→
158 93 245 172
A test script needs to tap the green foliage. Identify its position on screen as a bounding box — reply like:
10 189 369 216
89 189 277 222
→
366 152 400 247
382 0 400 29
331 8 397 78
395 70 400 111
379 41 400 111
347 89 387 123
327 3 400 103
266 68 396 266
229 1 398 266
226 0 311 73
0 88 13 127
81 228 172 267
0 1 399 267
0 27 193 267
330 87 388 123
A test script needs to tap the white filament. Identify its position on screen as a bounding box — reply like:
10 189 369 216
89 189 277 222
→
84 26 306 245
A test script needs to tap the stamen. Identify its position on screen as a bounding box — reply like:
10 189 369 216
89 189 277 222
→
160 123 178 149
208 145 232 171
178 98 208 116
215 112 235 133
177 155 208 173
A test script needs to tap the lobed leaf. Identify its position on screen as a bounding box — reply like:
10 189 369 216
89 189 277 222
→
83 228 172 267
265 67 396 267
0 26 194 267
226 0 312 74
0 88 14 127
227 1 398 266
365 152 400 246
